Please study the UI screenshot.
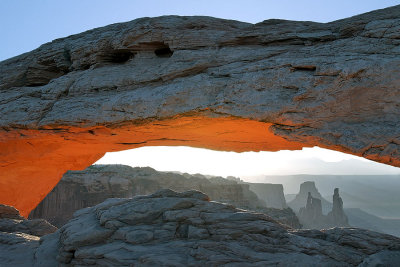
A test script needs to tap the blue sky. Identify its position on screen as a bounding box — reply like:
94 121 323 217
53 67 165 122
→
0 0 399 61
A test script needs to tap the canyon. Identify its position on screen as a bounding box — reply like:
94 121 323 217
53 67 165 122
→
29 164 297 228
297 188 349 229
287 181 400 237
1 5 400 216
1 4 400 266
288 181 332 214
29 164 400 238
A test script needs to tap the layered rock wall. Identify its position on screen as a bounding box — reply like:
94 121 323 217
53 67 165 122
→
327 188 349 226
249 183 287 209
298 187 350 229
0 204 56 236
288 181 332 213
23 190 400 265
30 165 268 227
1 5 400 215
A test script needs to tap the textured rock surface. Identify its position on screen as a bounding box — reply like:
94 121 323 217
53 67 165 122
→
0 218 57 237
254 206 302 229
0 203 57 237
0 232 40 267
1 5 400 216
26 190 400 266
30 165 299 228
0 204 25 220
0 205 57 266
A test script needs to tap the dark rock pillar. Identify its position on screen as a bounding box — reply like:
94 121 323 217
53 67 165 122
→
327 188 349 227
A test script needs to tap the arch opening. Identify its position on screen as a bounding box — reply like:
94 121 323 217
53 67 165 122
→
91 145 400 224
1 115 399 218
95 146 400 177
29 144 400 234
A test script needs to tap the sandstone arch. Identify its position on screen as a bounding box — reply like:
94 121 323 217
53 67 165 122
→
1 5 400 216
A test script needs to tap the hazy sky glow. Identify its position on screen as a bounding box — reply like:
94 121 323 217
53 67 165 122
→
95 146 400 177
2 1 400 177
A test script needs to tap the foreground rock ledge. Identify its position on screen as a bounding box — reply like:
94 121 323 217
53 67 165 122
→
2 190 400 266
30 165 297 228
1 5 400 215
0 204 57 267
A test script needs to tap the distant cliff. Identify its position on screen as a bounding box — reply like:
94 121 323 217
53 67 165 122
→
249 183 287 209
288 181 332 213
297 188 349 229
30 165 299 228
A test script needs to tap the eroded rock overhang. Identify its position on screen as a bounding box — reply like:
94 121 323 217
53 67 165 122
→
1 5 400 216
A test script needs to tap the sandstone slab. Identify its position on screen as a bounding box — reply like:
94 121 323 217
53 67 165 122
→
30 165 298 228
1 6 400 215
32 190 400 266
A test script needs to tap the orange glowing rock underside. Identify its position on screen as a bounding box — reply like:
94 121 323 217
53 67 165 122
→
0 116 309 217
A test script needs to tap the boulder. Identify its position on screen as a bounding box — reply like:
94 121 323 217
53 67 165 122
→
0 232 40 267
254 206 302 228
30 165 292 227
31 189 400 266
0 203 57 237
0 204 24 220
0 205 57 266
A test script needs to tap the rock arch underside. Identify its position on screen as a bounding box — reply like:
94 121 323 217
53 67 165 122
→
1 5 400 217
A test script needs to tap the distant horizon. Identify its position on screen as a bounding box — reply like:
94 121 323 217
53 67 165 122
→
91 161 400 219
95 146 400 178
93 162 400 177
